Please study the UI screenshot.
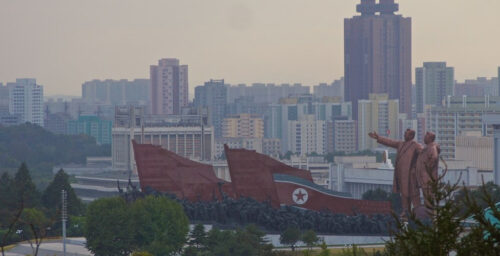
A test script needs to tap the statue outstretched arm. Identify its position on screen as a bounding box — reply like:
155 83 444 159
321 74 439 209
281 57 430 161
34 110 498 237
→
376 136 401 149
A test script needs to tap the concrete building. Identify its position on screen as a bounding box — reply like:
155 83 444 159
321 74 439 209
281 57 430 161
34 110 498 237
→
223 113 264 138
313 78 344 101
8 78 44 126
344 0 412 119
44 112 72 135
226 96 269 117
358 94 399 150
262 138 281 156
455 131 493 171
455 77 498 97
416 62 455 113
266 95 351 153
226 83 310 105
215 137 263 159
288 115 326 156
327 119 357 153
0 83 9 114
67 115 112 145
398 114 418 141
150 58 188 115
427 96 500 159
483 114 500 185
82 79 150 106
112 106 213 172
194 79 227 138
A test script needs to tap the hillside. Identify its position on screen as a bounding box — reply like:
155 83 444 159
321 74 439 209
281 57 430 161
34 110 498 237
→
0 123 110 188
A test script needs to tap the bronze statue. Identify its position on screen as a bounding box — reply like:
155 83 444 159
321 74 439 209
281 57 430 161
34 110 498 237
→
415 131 440 208
369 129 422 214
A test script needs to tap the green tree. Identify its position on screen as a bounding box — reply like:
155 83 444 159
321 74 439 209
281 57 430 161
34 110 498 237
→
131 196 189 255
0 173 23 256
20 208 55 256
362 188 389 201
42 169 84 216
85 197 135 256
14 163 40 208
189 224 207 249
301 230 319 252
456 183 500 255
280 227 301 251
317 241 330 256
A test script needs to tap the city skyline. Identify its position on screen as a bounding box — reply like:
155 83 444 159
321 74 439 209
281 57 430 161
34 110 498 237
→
1 0 500 96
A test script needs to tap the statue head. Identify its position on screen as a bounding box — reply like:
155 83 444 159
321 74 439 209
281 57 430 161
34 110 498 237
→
424 131 436 144
404 129 416 142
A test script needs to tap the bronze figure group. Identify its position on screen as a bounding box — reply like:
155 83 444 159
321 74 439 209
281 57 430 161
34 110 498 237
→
369 129 440 216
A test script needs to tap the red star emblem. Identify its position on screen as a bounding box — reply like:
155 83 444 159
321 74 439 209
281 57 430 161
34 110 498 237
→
292 188 308 205
295 190 306 201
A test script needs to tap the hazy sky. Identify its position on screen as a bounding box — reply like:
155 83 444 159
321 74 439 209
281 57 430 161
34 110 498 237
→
1 0 499 96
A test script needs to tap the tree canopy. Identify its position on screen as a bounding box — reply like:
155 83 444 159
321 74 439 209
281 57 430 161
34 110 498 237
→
85 196 189 256
42 169 84 216
0 123 110 188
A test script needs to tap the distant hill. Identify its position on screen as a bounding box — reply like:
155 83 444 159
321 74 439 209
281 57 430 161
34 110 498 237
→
0 123 110 188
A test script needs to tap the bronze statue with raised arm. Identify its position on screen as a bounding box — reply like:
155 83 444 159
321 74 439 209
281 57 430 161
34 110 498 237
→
368 129 422 215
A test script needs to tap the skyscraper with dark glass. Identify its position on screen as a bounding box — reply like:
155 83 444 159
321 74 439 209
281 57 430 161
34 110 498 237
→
344 0 411 120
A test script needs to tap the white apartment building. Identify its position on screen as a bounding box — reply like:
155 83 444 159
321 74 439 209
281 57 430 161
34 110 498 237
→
288 115 326 156
8 78 44 126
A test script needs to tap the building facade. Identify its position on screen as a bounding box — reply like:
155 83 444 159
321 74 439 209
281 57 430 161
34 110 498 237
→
416 62 455 113
344 0 411 119
67 115 112 145
266 95 352 153
194 79 227 138
288 115 326 156
427 96 500 159
223 114 264 138
150 58 188 115
112 106 213 171
327 119 357 153
226 83 310 105
358 94 399 150
454 77 498 97
313 78 345 101
82 79 150 106
455 131 493 171
8 78 44 126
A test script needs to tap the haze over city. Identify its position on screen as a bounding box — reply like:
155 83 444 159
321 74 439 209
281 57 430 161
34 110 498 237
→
1 0 500 96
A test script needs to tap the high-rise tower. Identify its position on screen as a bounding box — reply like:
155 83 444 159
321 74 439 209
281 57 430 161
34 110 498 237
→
345 0 411 120
150 58 188 115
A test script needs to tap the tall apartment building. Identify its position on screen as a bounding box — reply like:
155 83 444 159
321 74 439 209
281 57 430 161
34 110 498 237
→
150 58 188 115
194 79 227 138
427 95 500 159
112 106 213 171
345 0 411 119
416 62 455 113
0 83 9 114
67 115 112 145
82 79 150 106
8 78 44 126
358 94 399 150
327 119 357 153
313 78 345 101
288 115 326 156
223 114 263 138
266 95 352 153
